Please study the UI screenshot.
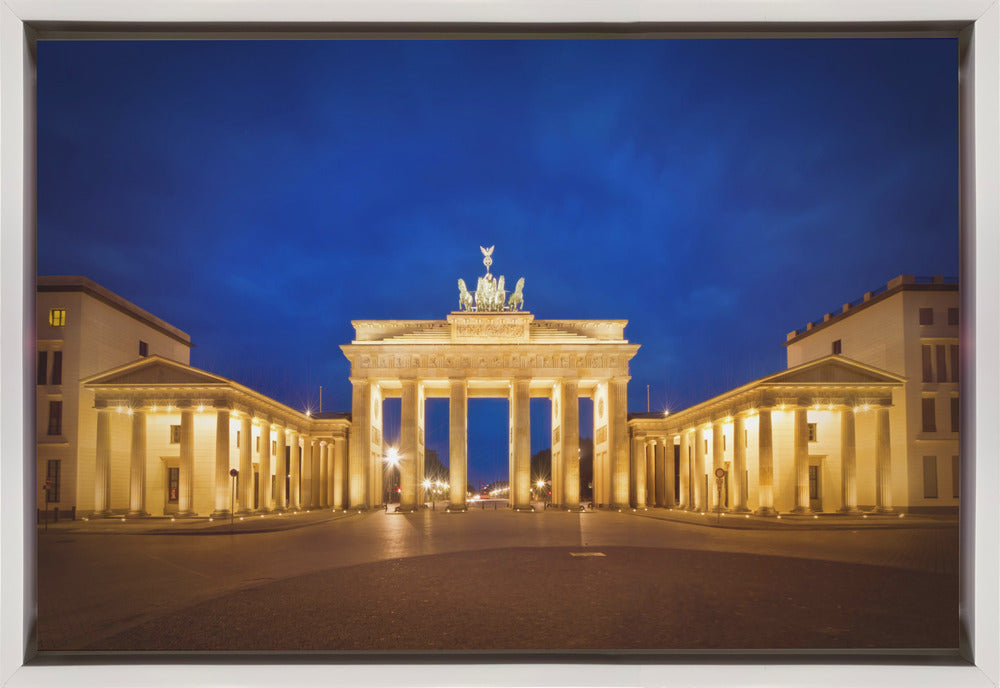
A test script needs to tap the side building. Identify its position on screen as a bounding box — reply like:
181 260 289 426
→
37 276 351 518
36 276 193 517
628 274 959 515
783 274 959 512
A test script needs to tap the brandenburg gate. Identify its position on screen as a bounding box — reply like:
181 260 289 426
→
340 247 639 512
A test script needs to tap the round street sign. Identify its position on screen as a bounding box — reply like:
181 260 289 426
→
714 467 726 479
229 468 239 477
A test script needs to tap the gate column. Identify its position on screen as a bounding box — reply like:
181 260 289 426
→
400 378 419 511
448 378 468 512
511 378 532 510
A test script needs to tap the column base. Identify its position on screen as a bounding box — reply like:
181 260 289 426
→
837 506 862 515
124 510 149 519
870 506 896 515
210 510 233 519
173 510 197 518
753 506 778 516
93 510 114 518
790 506 813 514
731 505 751 514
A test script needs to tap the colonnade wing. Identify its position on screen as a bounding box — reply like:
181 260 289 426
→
81 355 348 518
627 355 905 515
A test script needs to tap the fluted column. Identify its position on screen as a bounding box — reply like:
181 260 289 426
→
677 432 689 510
289 431 301 509
178 409 195 516
755 410 776 515
609 378 630 509
319 441 330 507
449 379 468 512
274 425 287 510
839 407 860 513
211 409 231 517
732 413 749 512
561 380 580 509
658 439 673 508
511 378 532 510
400 379 419 511
127 410 148 517
94 409 112 516
874 406 894 513
416 384 425 507
630 434 646 508
711 419 725 511
646 439 655 506
333 437 346 509
310 437 321 508
792 407 811 513
326 441 335 508
259 422 272 512
693 427 706 511
238 415 252 513
348 379 371 509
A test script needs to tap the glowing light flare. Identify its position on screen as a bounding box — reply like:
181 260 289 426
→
384 447 400 467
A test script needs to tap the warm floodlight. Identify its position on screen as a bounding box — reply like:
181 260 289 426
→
422 479 432 489
536 480 545 488
384 447 400 466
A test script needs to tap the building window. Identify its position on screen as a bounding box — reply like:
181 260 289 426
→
832 339 842 355
922 456 938 498
921 345 933 383
704 439 708 454
167 467 179 503
921 397 937 433
936 345 948 383
37 351 47 386
952 455 960 498
272 440 276 455
951 397 959 433
45 459 61 502
256 435 260 452
51 351 62 385
919 308 934 325
722 435 726 451
47 400 62 435
139 340 148 357
236 430 240 449
807 423 817 442
950 344 959 383
948 307 959 326
169 425 181 444
48 308 66 327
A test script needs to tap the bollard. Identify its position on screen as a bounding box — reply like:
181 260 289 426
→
71 506 76 521
54 508 60 523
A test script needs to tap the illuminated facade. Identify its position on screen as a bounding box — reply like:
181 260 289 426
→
40 272 957 518
36 276 192 516
340 313 639 511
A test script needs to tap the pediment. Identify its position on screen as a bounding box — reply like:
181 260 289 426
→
763 356 905 386
82 356 228 387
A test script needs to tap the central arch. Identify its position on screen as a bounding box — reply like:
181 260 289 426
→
340 311 639 511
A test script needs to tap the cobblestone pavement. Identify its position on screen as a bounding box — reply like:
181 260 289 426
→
36 508 959 652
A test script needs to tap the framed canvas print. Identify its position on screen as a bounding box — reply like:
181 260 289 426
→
1 1 997 687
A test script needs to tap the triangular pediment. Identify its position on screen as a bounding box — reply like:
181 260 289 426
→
81 356 229 387
762 356 906 386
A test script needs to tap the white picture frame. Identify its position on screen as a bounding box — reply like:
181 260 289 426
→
1 1 997 686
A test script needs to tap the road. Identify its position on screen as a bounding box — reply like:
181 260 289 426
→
36 509 959 652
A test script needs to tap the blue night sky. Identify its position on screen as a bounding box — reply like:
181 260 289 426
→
37 39 957 487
